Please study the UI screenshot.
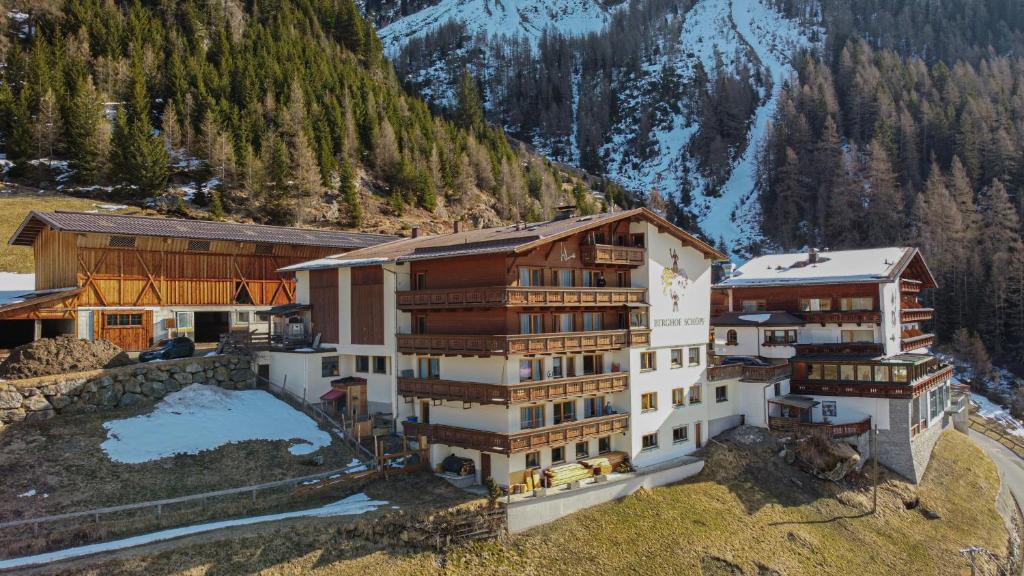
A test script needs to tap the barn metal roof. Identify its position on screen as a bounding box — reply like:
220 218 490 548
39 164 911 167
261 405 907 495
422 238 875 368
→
9 211 397 250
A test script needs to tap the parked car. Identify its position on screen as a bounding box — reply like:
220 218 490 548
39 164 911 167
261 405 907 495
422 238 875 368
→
139 337 195 362
719 355 771 367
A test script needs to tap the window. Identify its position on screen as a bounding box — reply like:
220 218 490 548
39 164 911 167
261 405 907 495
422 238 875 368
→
235 311 250 324
799 297 832 312
108 235 136 248
764 330 797 345
641 392 658 412
373 356 388 374
576 441 589 458
672 425 689 444
584 396 606 418
616 271 627 287
726 330 738 345
519 267 543 287
822 401 837 418
839 365 855 381
187 239 211 252
414 273 426 290
689 385 702 404
891 366 909 382
551 446 566 463
742 299 767 312
520 313 544 334
520 405 544 429
840 297 873 311
672 387 686 407
671 348 683 368
519 359 544 382
841 330 875 343
640 351 656 371
856 365 872 381
556 313 574 332
553 400 576 424
631 233 645 248
582 312 602 331
551 357 565 379
641 433 659 451
256 313 270 323
773 381 781 396
321 356 340 377
629 309 648 329
355 356 369 373
715 385 728 403
413 315 426 334
873 365 889 382
554 269 574 287
598 436 612 453
106 313 143 327
929 388 940 419
688 346 701 366
418 357 440 379
525 451 540 468
582 354 603 375
581 270 595 287
823 364 838 380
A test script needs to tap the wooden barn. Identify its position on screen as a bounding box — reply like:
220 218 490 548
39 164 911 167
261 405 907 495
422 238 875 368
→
1 211 394 351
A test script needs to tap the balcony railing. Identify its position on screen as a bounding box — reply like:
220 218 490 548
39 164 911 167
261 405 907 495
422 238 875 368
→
580 244 645 266
793 342 884 356
401 413 629 455
397 372 629 406
397 329 648 356
396 286 647 310
791 364 953 399
768 416 871 438
900 279 922 293
798 311 881 325
900 308 934 323
707 363 791 382
901 333 934 351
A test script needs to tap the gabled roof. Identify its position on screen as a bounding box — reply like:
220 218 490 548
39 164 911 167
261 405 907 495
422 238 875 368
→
280 208 725 271
715 247 937 289
9 211 397 250
710 311 806 327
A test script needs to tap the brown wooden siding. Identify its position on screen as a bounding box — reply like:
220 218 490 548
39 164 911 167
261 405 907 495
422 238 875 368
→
350 266 384 345
33 227 78 289
728 284 879 313
94 309 153 350
309 269 340 344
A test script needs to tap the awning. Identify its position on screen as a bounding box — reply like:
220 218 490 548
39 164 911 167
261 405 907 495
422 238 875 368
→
768 395 820 410
262 303 310 316
331 376 367 387
0 287 82 320
320 388 346 401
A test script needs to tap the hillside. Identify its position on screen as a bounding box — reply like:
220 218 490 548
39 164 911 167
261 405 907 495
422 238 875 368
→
45 430 1013 575
0 0 612 237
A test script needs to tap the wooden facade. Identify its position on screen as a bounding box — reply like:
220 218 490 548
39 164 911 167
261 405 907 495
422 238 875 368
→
350 266 385 345
310 269 340 344
397 372 629 406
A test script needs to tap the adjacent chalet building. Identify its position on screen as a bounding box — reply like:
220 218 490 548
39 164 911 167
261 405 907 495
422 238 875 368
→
269 208 725 486
710 247 957 481
1 211 394 350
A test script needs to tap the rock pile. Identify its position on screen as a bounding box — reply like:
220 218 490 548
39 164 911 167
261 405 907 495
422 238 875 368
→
0 336 133 379
0 354 253 429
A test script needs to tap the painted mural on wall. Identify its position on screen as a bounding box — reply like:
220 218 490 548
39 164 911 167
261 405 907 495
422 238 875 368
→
661 248 690 312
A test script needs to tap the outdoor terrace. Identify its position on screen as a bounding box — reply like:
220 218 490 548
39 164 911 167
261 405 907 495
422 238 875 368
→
402 413 629 455
397 372 629 406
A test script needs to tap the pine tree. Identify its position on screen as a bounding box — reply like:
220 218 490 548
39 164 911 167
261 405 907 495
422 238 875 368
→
863 138 904 246
454 69 484 133
209 189 224 220
338 159 362 227
65 78 110 184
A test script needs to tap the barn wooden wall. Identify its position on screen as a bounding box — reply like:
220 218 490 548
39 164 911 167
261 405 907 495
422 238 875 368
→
350 266 384 345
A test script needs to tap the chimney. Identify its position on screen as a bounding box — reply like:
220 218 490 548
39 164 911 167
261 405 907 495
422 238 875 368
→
554 205 577 221
411 227 421 239
808 248 819 264
454 221 463 234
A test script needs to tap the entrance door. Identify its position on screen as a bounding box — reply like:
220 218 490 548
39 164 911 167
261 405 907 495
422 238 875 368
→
194 311 230 343
420 400 431 424
480 453 491 482
695 422 703 449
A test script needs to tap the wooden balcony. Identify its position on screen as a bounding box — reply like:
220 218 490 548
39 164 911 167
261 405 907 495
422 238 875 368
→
791 364 953 399
581 244 645 266
395 286 647 310
901 308 934 323
402 413 629 455
397 372 629 406
793 342 883 356
768 416 871 438
798 311 881 325
397 329 648 356
900 279 922 293
708 362 791 382
901 333 934 351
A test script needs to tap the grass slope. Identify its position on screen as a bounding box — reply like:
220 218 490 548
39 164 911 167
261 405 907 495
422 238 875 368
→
56 430 1008 575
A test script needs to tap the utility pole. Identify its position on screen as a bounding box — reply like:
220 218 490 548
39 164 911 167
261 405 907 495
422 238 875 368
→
871 425 879 514
960 546 985 576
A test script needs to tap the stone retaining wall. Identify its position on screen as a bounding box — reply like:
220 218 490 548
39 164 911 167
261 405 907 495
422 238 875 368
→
0 354 253 429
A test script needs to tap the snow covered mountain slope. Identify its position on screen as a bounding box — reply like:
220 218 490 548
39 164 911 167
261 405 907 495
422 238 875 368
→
377 0 820 256
377 0 618 55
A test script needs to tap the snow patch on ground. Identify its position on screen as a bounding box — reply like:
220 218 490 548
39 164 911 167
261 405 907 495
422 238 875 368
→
0 493 389 571
101 384 332 463
17 489 36 498
970 392 1024 438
